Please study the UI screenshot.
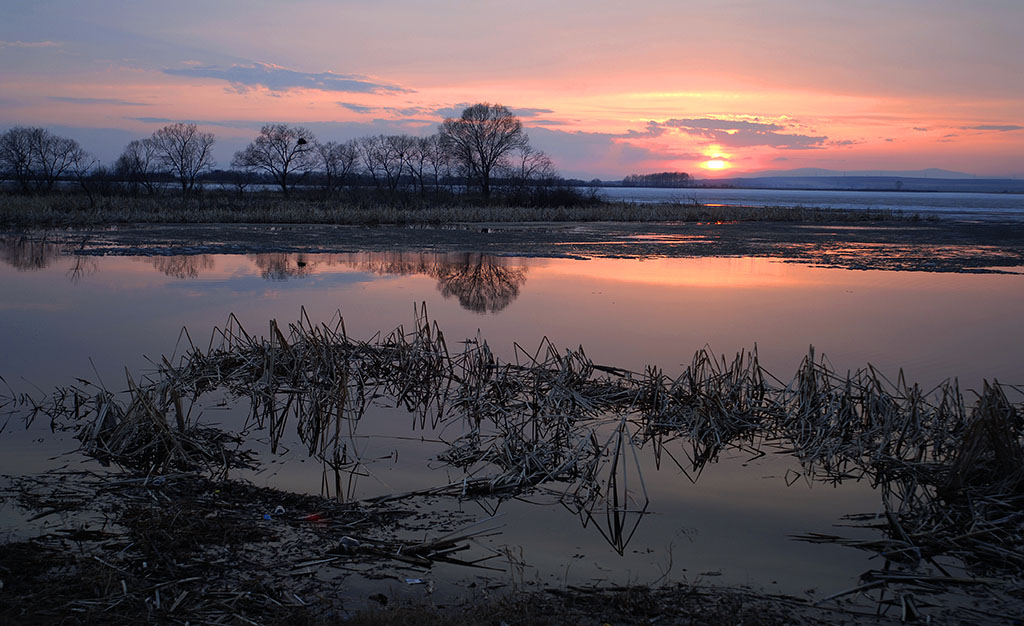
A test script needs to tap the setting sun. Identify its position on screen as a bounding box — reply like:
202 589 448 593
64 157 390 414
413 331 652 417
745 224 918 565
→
702 159 730 170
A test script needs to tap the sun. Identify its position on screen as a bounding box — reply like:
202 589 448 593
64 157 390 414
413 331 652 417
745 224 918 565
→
702 159 729 170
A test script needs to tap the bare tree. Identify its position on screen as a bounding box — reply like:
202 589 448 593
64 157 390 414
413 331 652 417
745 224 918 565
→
67 144 99 206
0 127 83 193
0 127 34 193
232 124 316 195
510 144 555 183
406 136 432 196
314 139 359 193
150 123 216 196
420 134 452 193
358 134 412 192
28 128 82 192
439 103 528 198
506 144 556 200
115 138 160 195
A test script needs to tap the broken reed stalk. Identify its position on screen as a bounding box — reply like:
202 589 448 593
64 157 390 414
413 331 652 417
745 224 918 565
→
20 304 1024 571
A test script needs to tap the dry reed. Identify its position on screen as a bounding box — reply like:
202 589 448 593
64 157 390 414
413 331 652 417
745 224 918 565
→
17 305 1023 572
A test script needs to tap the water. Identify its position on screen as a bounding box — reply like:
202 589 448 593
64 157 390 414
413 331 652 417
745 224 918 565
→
595 186 1024 221
2 247 1023 598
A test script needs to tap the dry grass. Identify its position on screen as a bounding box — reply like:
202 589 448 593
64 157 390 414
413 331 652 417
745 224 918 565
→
0 192 917 226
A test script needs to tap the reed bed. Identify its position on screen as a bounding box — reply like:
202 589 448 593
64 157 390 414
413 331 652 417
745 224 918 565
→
20 305 1024 575
0 192 915 226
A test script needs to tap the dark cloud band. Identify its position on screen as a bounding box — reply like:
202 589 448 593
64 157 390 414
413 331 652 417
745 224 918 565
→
164 63 413 95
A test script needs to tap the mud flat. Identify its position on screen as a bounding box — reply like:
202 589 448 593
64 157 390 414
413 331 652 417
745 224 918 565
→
5 217 1024 273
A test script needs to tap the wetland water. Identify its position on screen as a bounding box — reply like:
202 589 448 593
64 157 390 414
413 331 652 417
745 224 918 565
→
598 186 1024 221
2 245 1023 604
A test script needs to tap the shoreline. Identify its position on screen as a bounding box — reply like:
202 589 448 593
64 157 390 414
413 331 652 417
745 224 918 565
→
4 218 1024 273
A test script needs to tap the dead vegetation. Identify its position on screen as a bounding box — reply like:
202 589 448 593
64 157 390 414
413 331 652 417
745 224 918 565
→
0 192 915 227
4 305 1024 623
0 471 492 625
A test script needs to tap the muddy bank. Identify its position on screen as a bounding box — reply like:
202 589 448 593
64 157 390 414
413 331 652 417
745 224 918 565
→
4 218 1024 273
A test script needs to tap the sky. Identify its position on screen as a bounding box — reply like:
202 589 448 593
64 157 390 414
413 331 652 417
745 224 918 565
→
1 0 1022 179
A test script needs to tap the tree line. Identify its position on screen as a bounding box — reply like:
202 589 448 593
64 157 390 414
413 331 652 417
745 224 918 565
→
0 103 580 205
621 172 691 188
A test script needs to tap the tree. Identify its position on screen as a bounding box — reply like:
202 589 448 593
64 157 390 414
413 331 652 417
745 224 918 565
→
314 139 359 193
67 143 99 206
0 127 83 193
439 103 528 198
232 124 316 195
150 123 216 196
621 172 690 188
506 144 556 202
357 134 412 193
114 138 160 195
0 127 36 193
420 134 452 193
405 136 434 196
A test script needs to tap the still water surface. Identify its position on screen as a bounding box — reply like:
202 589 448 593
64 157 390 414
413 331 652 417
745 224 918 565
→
2 249 1023 596
598 186 1024 221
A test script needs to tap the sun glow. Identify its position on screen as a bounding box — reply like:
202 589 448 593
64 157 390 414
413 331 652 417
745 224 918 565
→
702 159 729 170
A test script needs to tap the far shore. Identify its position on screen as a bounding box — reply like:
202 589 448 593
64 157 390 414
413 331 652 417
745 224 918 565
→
1 191 921 227
4 217 1024 274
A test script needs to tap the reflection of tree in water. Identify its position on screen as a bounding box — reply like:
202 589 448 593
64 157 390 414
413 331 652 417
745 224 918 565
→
343 251 528 313
0 236 97 282
0 237 65 270
138 249 527 311
149 255 215 279
249 253 317 280
433 253 527 313
66 256 98 283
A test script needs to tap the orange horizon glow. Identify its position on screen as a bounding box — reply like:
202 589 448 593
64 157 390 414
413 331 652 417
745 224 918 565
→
2 2 1021 178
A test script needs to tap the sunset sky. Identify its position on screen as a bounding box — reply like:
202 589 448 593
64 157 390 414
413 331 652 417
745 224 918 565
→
2 0 1022 179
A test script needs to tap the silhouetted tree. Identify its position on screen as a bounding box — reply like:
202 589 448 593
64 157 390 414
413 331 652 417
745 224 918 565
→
406 136 432 196
420 134 452 193
0 127 84 193
232 124 316 195
314 139 359 193
67 144 99 206
115 138 160 195
358 134 412 193
150 122 216 196
507 144 556 200
439 103 528 198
